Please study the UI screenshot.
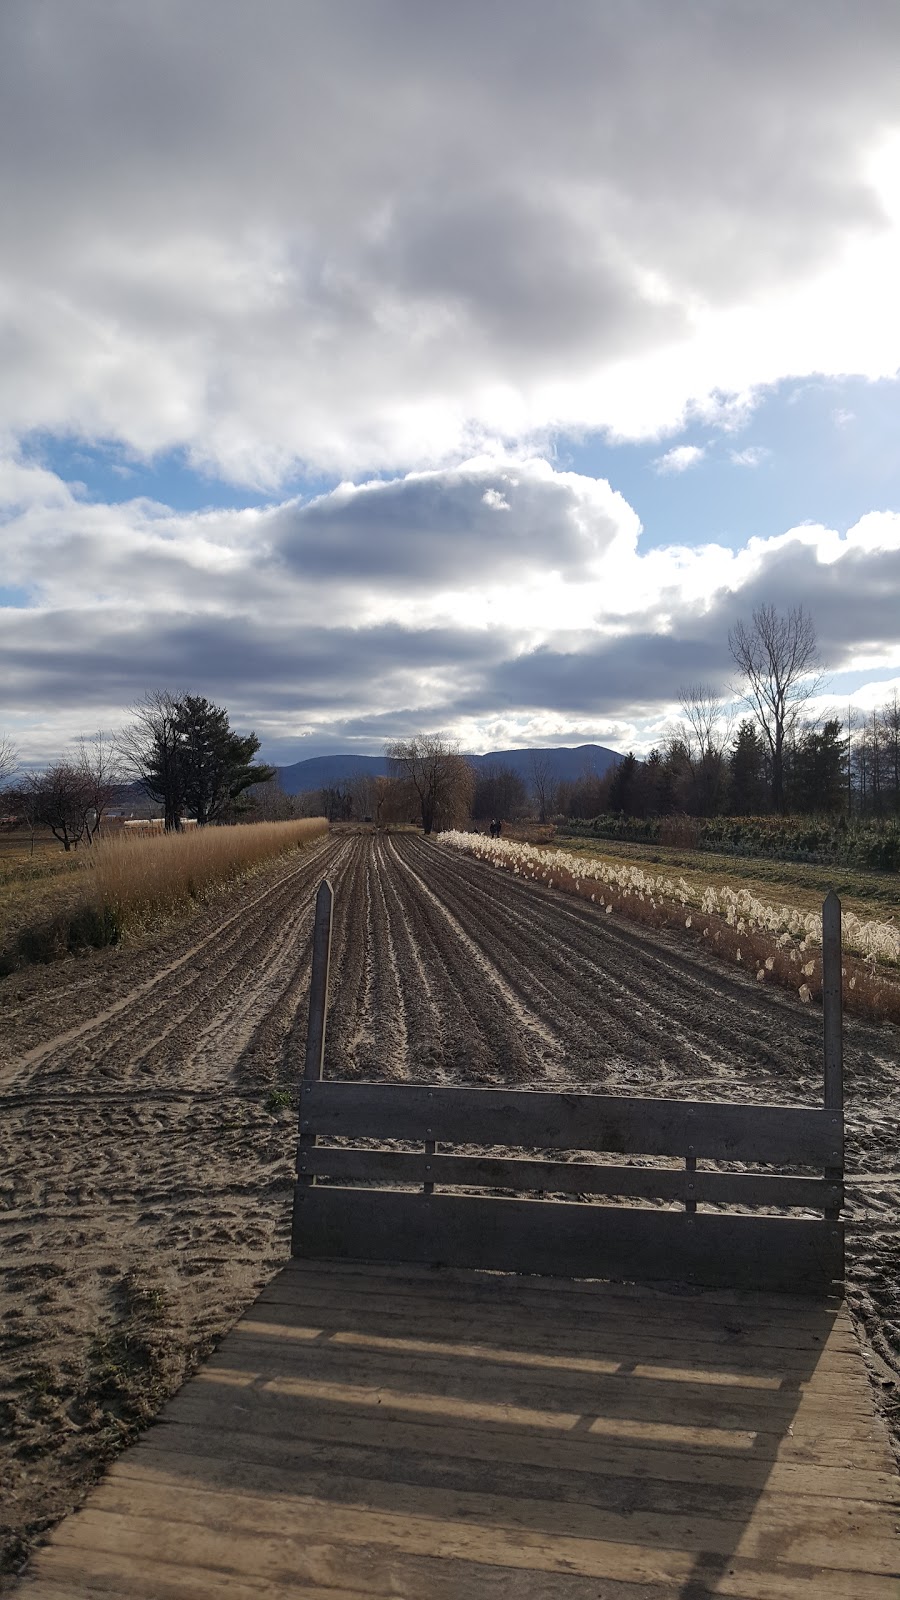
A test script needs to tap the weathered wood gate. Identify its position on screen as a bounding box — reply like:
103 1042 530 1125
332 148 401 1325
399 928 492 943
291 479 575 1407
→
292 881 845 1294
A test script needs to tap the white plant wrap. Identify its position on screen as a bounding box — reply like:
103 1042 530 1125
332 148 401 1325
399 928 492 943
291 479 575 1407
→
439 831 899 969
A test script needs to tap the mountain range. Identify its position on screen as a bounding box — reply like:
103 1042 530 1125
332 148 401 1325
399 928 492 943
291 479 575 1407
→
276 743 621 795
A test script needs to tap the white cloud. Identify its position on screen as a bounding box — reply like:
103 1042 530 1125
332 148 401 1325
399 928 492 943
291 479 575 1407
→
1 4 900 481
654 444 706 474
4 453 900 762
729 446 769 467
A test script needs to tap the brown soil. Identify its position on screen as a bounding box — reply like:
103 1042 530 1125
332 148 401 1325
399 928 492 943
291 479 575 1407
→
1 830 898 1583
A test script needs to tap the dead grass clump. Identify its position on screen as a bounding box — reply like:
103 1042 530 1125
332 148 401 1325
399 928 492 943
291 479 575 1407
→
88 817 328 933
504 822 556 844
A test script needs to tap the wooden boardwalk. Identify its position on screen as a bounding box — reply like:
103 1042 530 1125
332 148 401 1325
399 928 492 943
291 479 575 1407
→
15 1258 900 1599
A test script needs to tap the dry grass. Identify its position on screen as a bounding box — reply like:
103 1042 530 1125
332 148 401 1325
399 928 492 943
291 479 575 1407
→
87 818 328 931
0 819 329 974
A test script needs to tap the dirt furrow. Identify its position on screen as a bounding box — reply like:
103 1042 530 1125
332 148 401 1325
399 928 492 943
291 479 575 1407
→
413 837 820 1093
1 826 898 1586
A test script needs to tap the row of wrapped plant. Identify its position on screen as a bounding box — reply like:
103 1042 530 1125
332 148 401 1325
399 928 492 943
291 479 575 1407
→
439 830 900 1022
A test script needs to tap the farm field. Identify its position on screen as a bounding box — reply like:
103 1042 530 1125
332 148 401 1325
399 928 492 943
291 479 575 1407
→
1 829 899 1582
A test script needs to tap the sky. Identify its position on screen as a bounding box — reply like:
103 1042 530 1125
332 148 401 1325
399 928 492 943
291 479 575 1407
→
2 1 900 767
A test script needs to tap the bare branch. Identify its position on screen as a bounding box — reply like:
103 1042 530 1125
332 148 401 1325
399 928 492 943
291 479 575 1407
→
728 605 822 813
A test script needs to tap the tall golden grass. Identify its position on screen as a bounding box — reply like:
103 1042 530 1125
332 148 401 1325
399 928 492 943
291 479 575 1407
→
2 819 328 970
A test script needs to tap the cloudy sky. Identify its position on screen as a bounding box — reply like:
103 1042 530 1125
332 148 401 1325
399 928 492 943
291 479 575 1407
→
2 0 900 766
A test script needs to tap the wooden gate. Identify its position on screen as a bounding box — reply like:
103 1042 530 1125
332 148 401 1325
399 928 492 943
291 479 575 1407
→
292 881 845 1294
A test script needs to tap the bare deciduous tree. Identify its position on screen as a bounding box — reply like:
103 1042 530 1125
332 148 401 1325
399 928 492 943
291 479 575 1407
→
728 605 821 814
15 764 93 851
386 735 474 834
75 732 125 841
118 690 185 832
240 779 300 821
528 753 555 823
0 733 18 789
677 684 731 816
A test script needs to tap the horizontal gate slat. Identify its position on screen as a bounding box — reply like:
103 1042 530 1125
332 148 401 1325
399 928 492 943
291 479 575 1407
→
301 1082 840 1165
301 1147 836 1210
292 1186 844 1294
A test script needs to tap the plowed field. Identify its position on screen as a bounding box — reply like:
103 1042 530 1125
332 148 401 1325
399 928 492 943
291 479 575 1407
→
2 829 898 1582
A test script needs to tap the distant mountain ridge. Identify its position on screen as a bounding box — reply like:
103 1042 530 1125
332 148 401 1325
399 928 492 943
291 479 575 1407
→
277 743 621 795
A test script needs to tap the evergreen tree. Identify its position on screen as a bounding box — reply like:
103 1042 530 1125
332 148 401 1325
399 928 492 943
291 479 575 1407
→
789 719 846 814
120 692 274 828
607 752 637 815
728 720 768 814
176 696 275 824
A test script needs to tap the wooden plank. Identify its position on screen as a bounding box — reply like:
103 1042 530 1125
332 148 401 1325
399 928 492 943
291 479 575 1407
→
240 1297 862 1373
281 1254 846 1314
270 1256 850 1330
203 1337 876 1427
822 891 844 1114
300 1081 841 1165
14 1539 740 1600
217 1315 874 1396
206 1352 876 1436
293 1186 845 1292
301 1146 839 1209
302 878 333 1082
186 1364 894 1468
16 1263 897 1600
54 1477 900 1590
14 1551 375 1600
104 1451 900 1572
270 1258 851 1335
17 1541 682 1600
144 1413 900 1503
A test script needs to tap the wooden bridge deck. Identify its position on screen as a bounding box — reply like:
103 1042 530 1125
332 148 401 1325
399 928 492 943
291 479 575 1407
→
15 1258 900 1599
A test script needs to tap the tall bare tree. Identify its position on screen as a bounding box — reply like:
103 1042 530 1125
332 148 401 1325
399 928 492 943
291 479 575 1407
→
386 735 474 834
728 605 821 814
118 691 185 832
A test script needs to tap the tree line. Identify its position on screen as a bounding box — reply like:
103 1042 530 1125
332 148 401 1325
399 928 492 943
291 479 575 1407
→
3 603 898 842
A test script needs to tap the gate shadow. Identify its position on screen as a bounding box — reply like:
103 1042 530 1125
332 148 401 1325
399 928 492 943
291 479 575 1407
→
106 1261 868 1599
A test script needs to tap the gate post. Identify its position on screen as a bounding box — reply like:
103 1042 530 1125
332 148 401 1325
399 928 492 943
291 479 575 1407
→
822 891 843 1226
293 879 334 1254
822 891 843 1112
303 878 334 1083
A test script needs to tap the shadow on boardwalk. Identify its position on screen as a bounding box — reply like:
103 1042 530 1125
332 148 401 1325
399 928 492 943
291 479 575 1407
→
14 1259 900 1599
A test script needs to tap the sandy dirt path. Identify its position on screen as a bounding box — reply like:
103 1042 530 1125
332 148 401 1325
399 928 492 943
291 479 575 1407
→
2 829 898 1583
